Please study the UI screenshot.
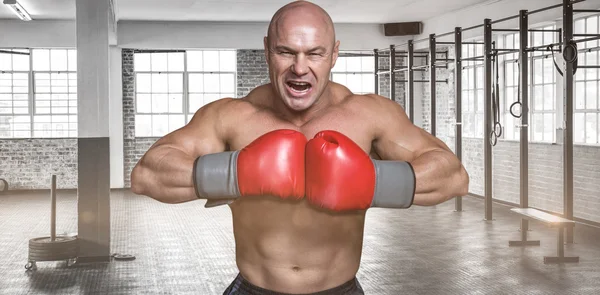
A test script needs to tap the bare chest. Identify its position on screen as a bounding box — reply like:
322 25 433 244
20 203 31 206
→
227 108 376 154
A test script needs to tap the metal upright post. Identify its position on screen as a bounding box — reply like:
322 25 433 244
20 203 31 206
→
390 45 396 101
374 49 379 95
407 41 415 123
454 27 463 212
563 0 574 243
519 10 530 240
484 19 493 221
429 34 436 136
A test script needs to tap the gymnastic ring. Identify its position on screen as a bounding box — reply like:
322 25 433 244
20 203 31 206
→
493 122 503 138
0 178 7 194
489 131 498 146
510 101 522 118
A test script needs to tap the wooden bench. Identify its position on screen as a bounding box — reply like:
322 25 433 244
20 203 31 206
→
509 208 579 264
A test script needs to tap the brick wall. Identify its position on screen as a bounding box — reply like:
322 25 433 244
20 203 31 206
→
0 139 77 189
236 50 270 97
377 54 406 109
422 45 600 223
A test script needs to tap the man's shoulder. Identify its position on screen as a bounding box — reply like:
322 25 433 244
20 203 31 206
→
342 91 401 114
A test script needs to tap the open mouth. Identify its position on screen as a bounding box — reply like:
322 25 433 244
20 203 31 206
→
286 81 312 95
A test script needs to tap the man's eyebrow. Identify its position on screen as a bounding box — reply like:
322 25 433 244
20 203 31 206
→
273 46 327 53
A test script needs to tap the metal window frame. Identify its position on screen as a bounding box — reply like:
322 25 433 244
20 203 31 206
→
133 50 238 137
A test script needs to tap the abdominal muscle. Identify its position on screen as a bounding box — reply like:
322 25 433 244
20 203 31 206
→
229 196 366 293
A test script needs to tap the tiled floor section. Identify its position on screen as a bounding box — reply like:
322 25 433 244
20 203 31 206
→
1 190 599 294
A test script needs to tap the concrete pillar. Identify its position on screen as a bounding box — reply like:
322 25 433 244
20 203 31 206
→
76 0 111 262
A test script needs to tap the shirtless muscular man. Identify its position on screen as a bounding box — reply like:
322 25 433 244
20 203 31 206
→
131 1 469 294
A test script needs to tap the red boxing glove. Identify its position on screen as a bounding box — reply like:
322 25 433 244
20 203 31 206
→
237 129 306 199
305 130 376 211
194 129 306 207
305 130 416 211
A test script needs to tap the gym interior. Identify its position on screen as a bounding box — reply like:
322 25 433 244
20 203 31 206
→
1 0 600 294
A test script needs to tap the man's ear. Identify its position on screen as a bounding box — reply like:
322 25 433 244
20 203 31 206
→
263 36 270 63
331 40 341 68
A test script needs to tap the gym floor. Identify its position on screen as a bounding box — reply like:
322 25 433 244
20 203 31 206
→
1 191 599 295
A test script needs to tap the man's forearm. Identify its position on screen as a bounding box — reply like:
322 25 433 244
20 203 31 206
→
410 150 469 206
131 145 197 203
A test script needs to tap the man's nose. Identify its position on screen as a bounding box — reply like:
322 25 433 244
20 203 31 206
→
291 54 309 76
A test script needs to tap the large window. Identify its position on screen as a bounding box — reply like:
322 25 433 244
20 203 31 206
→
574 15 600 144
500 26 558 143
331 52 375 94
133 50 236 137
530 25 557 142
500 32 522 141
0 48 77 138
462 43 484 138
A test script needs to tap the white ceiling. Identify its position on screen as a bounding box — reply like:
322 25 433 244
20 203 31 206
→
0 0 497 23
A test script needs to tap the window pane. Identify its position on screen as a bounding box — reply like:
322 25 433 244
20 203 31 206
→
168 74 183 93
152 94 168 113
151 53 168 72
544 84 554 111
332 57 346 72
220 74 235 93
575 19 586 35
574 113 585 143
14 51 30 71
534 59 543 84
152 114 169 136
136 94 151 113
203 51 220 71
135 114 152 137
168 94 183 113
361 56 374 72
476 90 484 112
50 49 68 71
136 74 152 93
362 74 374 93
187 51 203 71
533 85 543 111
544 113 553 142
586 113 597 143
168 52 184 72
189 74 204 93
169 115 185 132
586 81 597 110
332 73 346 85
347 74 362 93
534 113 543 141
476 67 483 89
219 51 236 72
585 52 598 80
151 74 168 93
68 50 77 72
32 49 50 71
346 57 362 72
575 81 585 110
189 93 203 113
135 53 151 72
506 63 514 87
204 74 220 92
0 53 11 71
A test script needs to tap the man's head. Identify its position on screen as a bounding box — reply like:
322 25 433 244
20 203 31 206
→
264 0 340 112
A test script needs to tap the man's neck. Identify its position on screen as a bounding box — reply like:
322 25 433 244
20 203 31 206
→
272 85 334 127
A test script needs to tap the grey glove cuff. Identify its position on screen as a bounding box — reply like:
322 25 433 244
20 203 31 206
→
193 151 240 201
371 159 416 209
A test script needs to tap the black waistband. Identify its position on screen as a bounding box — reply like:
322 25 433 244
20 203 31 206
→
223 273 364 295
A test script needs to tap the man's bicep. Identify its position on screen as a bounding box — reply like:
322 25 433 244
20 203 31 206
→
373 100 451 161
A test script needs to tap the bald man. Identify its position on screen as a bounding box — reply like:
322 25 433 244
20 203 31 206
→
131 1 469 294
